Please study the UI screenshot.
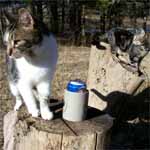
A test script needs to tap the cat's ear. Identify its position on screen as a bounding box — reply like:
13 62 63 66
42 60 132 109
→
2 10 16 26
18 8 34 29
3 15 10 26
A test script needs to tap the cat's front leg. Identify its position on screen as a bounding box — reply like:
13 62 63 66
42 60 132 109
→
37 82 53 120
9 82 23 111
14 95 23 111
17 82 40 117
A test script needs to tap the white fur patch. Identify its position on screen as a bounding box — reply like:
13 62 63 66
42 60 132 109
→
16 35 58 84
10 34 58 119
3 31 9 45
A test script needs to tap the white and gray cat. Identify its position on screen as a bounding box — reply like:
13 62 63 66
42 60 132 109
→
3 8 58 120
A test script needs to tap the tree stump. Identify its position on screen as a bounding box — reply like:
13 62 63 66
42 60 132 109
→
87 45 149 111
3 107 113 150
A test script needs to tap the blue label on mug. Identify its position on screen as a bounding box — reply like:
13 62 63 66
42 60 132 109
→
67 80 86 92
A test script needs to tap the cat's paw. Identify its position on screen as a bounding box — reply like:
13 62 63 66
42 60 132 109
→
14 100 23 111
29 109 40 118
41 108 53 120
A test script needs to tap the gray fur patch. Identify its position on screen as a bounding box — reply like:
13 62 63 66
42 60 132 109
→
6 56 19 83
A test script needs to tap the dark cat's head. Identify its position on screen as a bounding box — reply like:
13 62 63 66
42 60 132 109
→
114 28 134 52
3 8 49 58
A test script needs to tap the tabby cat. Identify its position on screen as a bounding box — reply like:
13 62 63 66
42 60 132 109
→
3 8 58 120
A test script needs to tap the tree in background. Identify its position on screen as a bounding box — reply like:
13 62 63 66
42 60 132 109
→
0 0 149 46
107 0 150 29
96 0 112 33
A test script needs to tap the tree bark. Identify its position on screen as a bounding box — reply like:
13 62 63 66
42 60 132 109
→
36 2 43 22
61 0 65 32
87 45 150 111
50 2 58 33
3 108 113 150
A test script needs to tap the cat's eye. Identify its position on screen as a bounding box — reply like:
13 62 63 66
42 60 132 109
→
14 40 20 45
14 40 26 47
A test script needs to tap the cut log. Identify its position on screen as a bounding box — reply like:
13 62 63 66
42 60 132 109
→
3 107 113 150
87 45 150 111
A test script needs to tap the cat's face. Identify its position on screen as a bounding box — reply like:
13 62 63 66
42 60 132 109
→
3 8 42 58
114 29 134 52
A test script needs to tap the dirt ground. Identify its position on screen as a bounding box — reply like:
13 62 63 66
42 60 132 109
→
0 45 90 149
51 45 90 99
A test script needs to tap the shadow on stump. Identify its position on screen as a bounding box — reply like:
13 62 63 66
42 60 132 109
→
91 87 150 149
